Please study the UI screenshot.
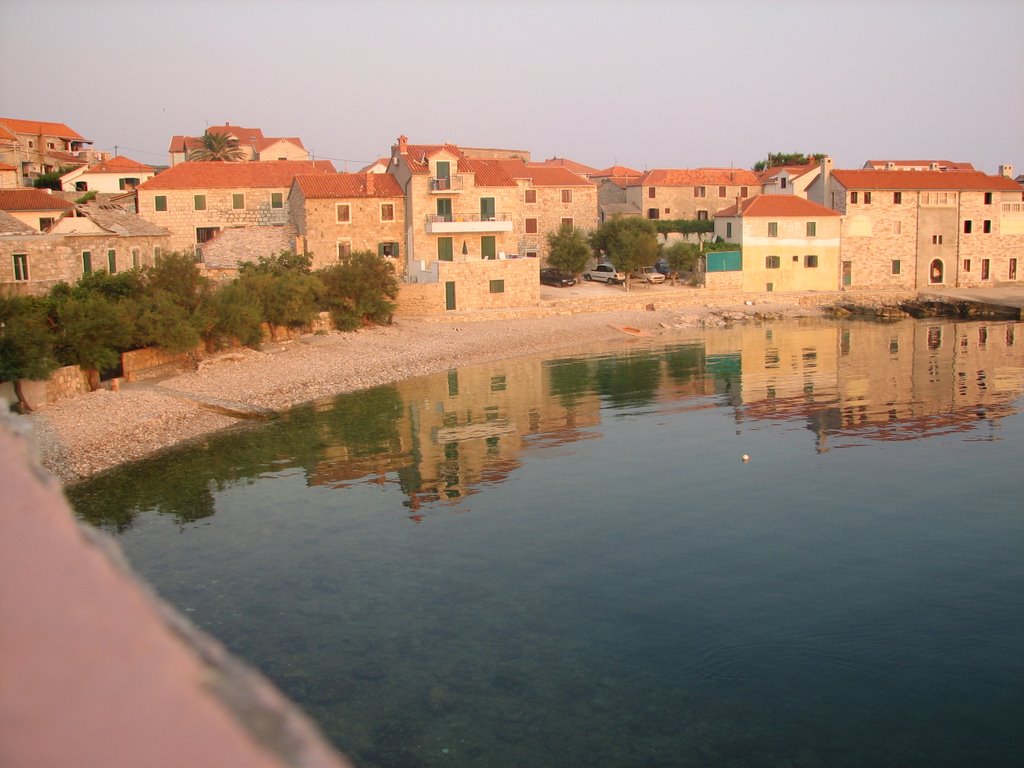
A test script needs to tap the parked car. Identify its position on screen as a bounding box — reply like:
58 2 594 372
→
631 266 666 284
583 263 626 284
540 268 576 287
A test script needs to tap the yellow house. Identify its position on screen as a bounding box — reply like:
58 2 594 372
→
59 155 156 193
714 195 840 292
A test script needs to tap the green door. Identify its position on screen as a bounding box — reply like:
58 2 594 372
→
436 198 452 222
480 197 495 221
437 237 454 261
842 261 852 287
436 161 450 181
445 281 456 311
481 236 496 260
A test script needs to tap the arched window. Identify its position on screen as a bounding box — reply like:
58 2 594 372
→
929 259 944 284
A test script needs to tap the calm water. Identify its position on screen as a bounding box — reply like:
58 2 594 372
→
69 317 1024 768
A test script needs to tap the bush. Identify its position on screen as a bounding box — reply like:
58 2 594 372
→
208 281 264 348
653 219 715 236
318 251 398 331
545 225 592 275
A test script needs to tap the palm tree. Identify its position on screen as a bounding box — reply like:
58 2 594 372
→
187 131 246 162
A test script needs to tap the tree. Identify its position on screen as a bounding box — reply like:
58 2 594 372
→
208 280 265 348
752 152 825 172
589 218 659 291
187 131 246 162
663 241 701 274
55 293 132 389
0 296 60 412
545 224 592 277
317 251 399 331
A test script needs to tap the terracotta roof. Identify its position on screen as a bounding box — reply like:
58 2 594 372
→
519 163 593 187
0 209 41 235
592 165 643 178
293 172 403 198
0 118 86 141
254 137 306 152
0 163 17 171
359 157 391 173
535 157 600 176
138 160 335 190
0 189 76 212
716 194 839 218
458 158 517 186
400 143 465 173
636 168 761 187
831 169 1021 191
76 203 169 236
758 162 819 183
80 155 154 174
207 124 265 142
863 159 975 171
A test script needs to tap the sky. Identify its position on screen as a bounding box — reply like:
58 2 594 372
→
3 0 1022 175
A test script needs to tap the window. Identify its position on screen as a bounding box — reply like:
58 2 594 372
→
437 237 453 261
132 248 140 269
765 255 780 269
489 279 505 294
981 259 990 280
804 254 818 268
963 259 971 272
232 193 245 209
561 189 572 203
196 226 220 244
525 218 538 234
697 210 709 221
75 181 88 192
118 178 140 191
480 197 495 221
647 208 659 219
561 217 573 230
39 217 54 230
82 251 92 274
806 221 816 237
379 242 399 258
964 220 973 233
768 222 778 237
983 220 992 233
380 203 395 222
12 253 28 281
850 191 858 204
894 191 902 204
155 195 167 212
648 187 656 198
932 234 943 245
891 260 901 275
984 192 993 205
481 236 496 260
780 177 788 190
336 203 350 223
718 186 726 197
694 186 706 198
107 249 117 273
726 222 732 238
193 194 206 211
271 192 283 209
664 208 670 215
892 220 902 235
337 241 351 260
525 189 536 204
740 186 748 197
864 191 872 204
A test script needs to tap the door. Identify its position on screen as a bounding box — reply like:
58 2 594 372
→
435 161 450 191
1010 258 1018 280
841 261 852 287
481 236 496 260
436 198 452 222
930 259 944 284
981 259 990 280
445 281 456 311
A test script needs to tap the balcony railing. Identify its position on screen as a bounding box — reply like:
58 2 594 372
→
424 212 513 234
428 175 464 192
1002 202 1024 215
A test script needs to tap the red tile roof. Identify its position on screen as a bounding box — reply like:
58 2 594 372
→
0 163 18 171
863 159 975 171
0 189 76 212
757 162 819 183
516 162 593 187
400 143 465 173
592 165 643 178
831 169 1021 192
458 158 517 187
293 172 404 198
138 160 335 190
535 157 600 176
636 168 761 187
716 194 839 218
0 118 86 141
82 155 154 174
207 124 265 141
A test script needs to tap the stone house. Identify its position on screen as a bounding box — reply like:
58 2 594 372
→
289 172 406 271
0 164 19 188
713 195 841 293
168 124 309 165
626 168 762 222
757 162 820 198
592 165 643 222
0 188 75 231
59 155 156 193
807 161 1024 289
861 159 975 172
135 159 334 257
0 117 104 185
1 203 170 296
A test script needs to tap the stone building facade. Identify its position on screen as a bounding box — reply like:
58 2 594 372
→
0 117 103 185
289 173 406 270
625 168 762 222
136 160 334 256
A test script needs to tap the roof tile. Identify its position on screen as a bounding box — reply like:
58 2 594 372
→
716 194 839 218
138 160 335 190
636 168 761 187
831 169 1021 192
294 173 404 198
0 118 86 141
0 189 76 212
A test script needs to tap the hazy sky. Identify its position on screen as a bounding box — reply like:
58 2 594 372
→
3 0 1021 174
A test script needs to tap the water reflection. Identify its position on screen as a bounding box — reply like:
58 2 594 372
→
70 317 1024 531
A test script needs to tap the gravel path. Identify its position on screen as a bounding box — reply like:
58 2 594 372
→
27 304 819 484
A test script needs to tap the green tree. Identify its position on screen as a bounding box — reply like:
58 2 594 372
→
187 131 247 162
0 296 60 412
317 251 398 331
589 218 659 291
545 224 592 276
752 152 825 171
663 241 701 273
55 293 132 389
208 280 264 348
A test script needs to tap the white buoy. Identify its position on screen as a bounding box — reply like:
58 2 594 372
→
742 454 750 462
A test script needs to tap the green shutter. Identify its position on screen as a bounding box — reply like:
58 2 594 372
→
194 194 206 210
481 236 496 259
271 192 283 209
107 249 117 273
155 195 167 212
438 238 453 261
82 251 92 274
445 281 456 311
480 197 495 221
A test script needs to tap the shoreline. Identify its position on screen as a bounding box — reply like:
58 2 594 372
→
21 286 977 484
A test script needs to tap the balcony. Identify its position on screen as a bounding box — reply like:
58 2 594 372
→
425 213 513 234
428 175 464 193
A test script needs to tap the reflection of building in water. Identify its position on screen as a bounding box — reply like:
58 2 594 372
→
712 319 1024 451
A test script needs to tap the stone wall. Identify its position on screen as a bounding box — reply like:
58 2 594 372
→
396 259 540 315
957 190 1024 286
291 190 406 271
628 182 755 221
395 283 445 316
525 182 599 262
836 180 920 291
121 345 205 380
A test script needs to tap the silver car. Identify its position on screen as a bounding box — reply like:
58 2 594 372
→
584 263 626 284
631 266 666 284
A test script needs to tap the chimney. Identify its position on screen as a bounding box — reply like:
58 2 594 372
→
398 135 408 153
819 155 833 209
998 164 1014 178
365 173 374 194
929 162 940 171
886 161 896 170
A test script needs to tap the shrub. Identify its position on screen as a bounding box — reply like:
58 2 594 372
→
317 251 398 331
